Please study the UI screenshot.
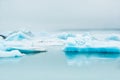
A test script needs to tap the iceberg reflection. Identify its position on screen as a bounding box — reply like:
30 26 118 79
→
0 57 23 64
64 52 120 66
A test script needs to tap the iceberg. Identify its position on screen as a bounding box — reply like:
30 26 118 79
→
5 31 32 41
1 40 47 53
6 46 46 53
64 33 120 53
0 50 25 58
57 32 76 40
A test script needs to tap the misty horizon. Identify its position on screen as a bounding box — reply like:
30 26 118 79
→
0 0 120 32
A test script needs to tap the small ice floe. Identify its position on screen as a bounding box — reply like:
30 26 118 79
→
0 31 47 53
6 46 46 53
0 37 46 54
5 31 33 41
57 32 76 40
0 50 25 58
2 40 46 53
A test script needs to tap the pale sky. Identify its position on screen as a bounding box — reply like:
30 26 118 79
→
0 0 120 32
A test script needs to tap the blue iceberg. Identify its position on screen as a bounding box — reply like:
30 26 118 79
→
64 47 120 53
64 33 120 53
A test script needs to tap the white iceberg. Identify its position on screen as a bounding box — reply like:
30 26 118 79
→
0 50 25 58
57 32 76 40
2 40 46 53
64 33 120 53
5 31 32 41
6 46 46 53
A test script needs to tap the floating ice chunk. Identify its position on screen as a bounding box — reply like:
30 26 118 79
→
64 37 120 53
5 31 32 41
106 34 120 41
64 32 120 53
64 38 85 52
0 50 25 58
2 40 46 53
64 33 96 48
6 46 46 53
57 33 76 40
7 30 34 37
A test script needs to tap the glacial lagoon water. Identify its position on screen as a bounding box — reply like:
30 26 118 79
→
0 31 120 80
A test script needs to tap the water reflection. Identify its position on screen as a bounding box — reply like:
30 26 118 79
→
0 52 46 64
0 57 23 64
23 51 46 55
64 52 120 66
